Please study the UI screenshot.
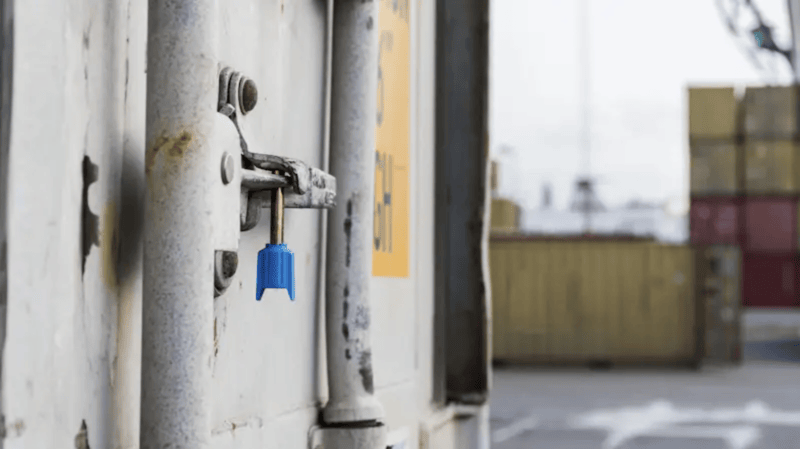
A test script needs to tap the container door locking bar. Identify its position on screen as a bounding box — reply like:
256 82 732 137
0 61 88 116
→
216 66 336 300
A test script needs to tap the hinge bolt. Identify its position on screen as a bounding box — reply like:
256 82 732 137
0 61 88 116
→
221 152 235 185
240 78 258 114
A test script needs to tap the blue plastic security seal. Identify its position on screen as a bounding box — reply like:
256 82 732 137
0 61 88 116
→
256 243 295 301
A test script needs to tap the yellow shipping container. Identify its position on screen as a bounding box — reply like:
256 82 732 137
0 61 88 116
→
490 238 698 365
690 141 741 195
744 140 800 194
743 85 800 138
491 198 519 233
689 87 738 139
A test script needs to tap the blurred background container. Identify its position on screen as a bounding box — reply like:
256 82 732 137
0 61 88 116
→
490 237 699 366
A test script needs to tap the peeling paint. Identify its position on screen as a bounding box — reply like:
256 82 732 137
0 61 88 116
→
211 415 264 436
81 156 100 274
345 348 352 360
75 420 90 449
344 199 353 267
358 351 374 394
353 304 370 330
342 323 350 340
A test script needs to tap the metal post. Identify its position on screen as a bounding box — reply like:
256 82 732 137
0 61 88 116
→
141 0 218 447
323 0 386 446
0 1 12 447
789 0 800 81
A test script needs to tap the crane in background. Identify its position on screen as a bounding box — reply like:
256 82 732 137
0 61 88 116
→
717 0 798 80
570 0 604 234
789 0 800 79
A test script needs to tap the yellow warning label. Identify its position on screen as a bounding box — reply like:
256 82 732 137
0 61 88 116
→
372 0 410 278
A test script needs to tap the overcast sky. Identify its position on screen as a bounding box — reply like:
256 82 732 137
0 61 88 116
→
489 0 795 214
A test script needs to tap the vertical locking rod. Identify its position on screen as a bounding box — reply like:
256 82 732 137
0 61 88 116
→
141 0 217 447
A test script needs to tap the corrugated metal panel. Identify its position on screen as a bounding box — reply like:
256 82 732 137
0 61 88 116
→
744 140 800 194
743 197 797 252
490 240 697 364
689 87 738 139
689 141 741 195
742 253 798 307
689 196 742 245
743 86 800 138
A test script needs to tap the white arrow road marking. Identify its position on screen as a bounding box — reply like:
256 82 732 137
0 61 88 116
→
492 414 539 444
570 399 800 448
618 425 762 449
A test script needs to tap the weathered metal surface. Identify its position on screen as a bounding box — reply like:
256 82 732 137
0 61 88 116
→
490 241 698 364
253 162 337 209
688 87 738 140
5 0 141 447
322 0 385 428
141 0 220 446
435 0 491 405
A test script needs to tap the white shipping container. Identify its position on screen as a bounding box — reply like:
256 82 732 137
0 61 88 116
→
0 0 491 448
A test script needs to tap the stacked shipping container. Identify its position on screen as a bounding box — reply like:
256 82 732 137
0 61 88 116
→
741 86 800 308
689 86 800 308
689 87 745 363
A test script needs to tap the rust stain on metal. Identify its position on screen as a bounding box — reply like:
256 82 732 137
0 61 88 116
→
358 351 374 394
145 131 194 175
101 202 119 288
4 419 25 439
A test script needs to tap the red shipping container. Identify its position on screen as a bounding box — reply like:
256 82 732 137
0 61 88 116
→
742 253 798 308
743 197 797 252
690 196 742 245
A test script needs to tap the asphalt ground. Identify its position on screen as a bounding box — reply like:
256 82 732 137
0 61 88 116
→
490 310 800 449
